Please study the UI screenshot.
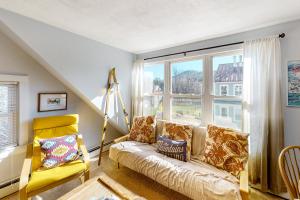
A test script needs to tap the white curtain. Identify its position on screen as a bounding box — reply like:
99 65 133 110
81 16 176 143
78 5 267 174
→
243 36 285 193
131 59 144 118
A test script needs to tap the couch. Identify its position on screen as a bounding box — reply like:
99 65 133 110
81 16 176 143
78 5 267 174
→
109 121 248 200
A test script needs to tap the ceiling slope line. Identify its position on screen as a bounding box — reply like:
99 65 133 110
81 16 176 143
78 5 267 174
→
0 19 128 135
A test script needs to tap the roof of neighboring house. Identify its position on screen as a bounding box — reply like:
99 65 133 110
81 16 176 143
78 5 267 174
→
214 63 243 82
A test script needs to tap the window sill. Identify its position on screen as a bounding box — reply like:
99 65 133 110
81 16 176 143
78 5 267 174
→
0 145 26 158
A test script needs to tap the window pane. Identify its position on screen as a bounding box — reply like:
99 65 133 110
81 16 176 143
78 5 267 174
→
171 60 203 95
143 96 163 119
0 84 18 149
213 54 243 96
143 63 164 94
171 98 201 124
213 99 242 130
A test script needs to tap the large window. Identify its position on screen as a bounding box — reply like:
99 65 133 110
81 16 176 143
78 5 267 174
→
142 50 243 130
0 82 18 149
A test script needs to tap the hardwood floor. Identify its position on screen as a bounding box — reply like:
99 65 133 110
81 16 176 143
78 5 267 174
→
2 152 286 200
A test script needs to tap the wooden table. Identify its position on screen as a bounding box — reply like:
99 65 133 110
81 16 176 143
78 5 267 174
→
58 173 146 200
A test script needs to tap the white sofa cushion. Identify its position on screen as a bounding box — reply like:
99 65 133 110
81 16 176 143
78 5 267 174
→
191 126 207 156
109 141 242 200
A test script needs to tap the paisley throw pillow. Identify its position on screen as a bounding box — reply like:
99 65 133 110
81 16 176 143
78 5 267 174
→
39 134 79 169
201 124 249 177
157 135 187 162
162 122 193 160
129 116 156 143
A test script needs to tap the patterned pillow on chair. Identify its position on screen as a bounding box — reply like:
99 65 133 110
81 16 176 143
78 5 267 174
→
39 134 79 169
201 124 248 177
157 136 187 162
129 115 156 144
162 122 193 160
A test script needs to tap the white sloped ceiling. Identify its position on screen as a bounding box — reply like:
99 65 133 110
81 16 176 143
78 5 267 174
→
0 8 134 134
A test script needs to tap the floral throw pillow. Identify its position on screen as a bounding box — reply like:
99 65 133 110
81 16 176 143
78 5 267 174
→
201 124 249 177
162 122 193 160
39 134 79 169
129 116 156 143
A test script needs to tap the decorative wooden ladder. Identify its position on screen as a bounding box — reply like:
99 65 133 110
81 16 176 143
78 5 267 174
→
98 68 130 166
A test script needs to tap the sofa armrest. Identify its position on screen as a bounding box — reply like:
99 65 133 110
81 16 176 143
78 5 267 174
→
19 144 33 191
77 134 90 170
239 165 249 200
114 135 129 143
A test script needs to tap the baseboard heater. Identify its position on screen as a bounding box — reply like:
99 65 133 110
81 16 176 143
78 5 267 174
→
0 177 20 198
0 177 19 190
88 141 114 153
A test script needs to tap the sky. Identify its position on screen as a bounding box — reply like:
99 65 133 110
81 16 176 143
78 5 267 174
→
144 55 242 79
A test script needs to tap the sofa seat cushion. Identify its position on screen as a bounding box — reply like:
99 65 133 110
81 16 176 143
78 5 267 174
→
27 160 86 193
109 141 242 200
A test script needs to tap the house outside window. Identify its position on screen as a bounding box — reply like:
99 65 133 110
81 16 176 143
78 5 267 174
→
220 85 228 96
234 84 242 96
142 51 243 130
221 107 228 117
234 107 242 121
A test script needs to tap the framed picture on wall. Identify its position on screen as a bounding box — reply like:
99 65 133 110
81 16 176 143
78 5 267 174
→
288 60 300 107
38 92 67 112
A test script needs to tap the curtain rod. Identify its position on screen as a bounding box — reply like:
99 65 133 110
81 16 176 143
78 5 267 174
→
144 33 285 61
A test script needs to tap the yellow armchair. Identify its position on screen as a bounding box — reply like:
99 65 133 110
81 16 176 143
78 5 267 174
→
19 114 90 200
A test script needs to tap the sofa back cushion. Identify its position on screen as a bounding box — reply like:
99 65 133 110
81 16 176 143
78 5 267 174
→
156 120 206 157
192 126 207 156
32 114 79 171
156 120 164 137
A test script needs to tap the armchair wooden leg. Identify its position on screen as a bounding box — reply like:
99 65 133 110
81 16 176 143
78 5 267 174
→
117 162 120 169
84 170 90 182
80 176 84 184
19 188 27 200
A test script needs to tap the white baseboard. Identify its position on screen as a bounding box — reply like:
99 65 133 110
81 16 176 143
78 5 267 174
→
0 181 19 199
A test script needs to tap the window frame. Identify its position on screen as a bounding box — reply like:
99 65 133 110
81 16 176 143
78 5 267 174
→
0 82 18 149
142 49 243 129
0 74 29 152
